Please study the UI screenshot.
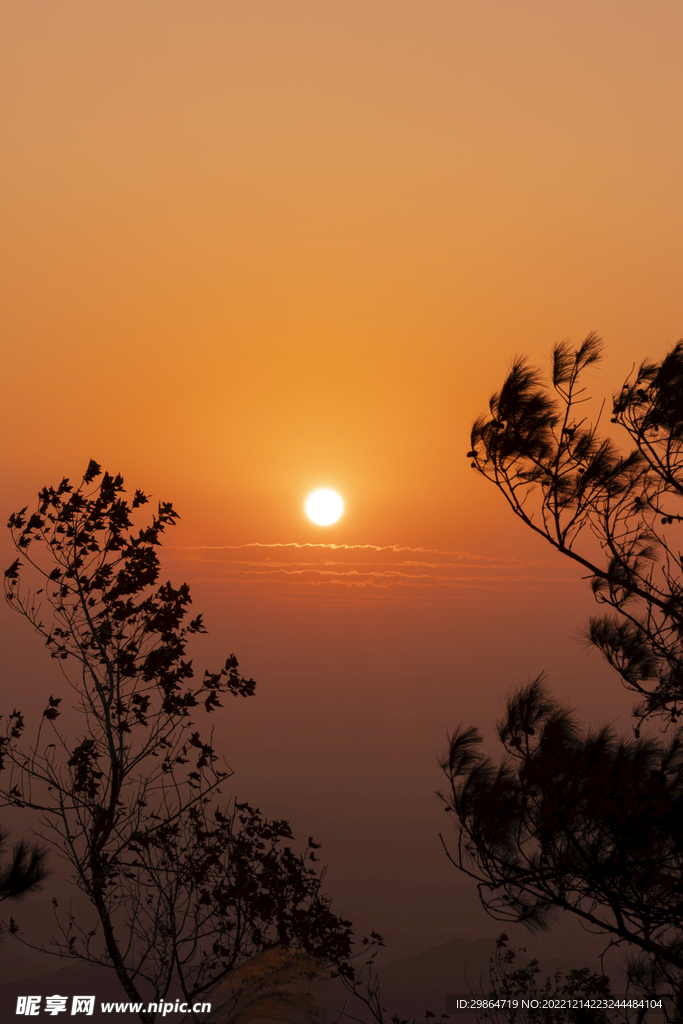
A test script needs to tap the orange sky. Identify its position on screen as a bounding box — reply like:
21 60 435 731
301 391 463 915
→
2 0 683 963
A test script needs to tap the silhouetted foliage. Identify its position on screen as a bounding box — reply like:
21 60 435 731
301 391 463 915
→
475 932 616 1024
441 338 683 1018
0 828 48 934
468 336 683 729
438 678 683 1017
2 463 373 1024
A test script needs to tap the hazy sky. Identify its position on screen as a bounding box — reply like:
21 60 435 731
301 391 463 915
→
2 1 683 964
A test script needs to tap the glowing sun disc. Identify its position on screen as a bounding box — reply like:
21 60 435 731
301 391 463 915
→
305 489 343 525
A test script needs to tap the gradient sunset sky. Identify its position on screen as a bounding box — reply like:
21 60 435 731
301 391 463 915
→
2 1 683 963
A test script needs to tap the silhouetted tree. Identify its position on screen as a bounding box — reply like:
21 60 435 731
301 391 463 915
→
467 336 683 730
439 338 683 1018
438 678 683 1017
2 463 371 1024
474 932 616 1024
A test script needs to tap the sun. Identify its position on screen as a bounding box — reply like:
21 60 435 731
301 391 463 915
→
305 489 344 526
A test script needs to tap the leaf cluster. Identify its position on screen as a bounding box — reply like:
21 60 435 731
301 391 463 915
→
438 677 683 1008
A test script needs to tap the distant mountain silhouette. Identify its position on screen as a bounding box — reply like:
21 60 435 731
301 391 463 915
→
308 935 624 1024
0 928 626 1024
376 935 499 1018
375 936 623 1021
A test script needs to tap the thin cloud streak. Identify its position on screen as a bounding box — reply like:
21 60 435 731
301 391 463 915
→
167 556 554 570
192 567 576 581
188 574 578 592
167 541 527 561
161 542 577 601
166 543 560 569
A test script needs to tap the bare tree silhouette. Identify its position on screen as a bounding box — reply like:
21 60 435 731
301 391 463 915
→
2 463 374 1023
